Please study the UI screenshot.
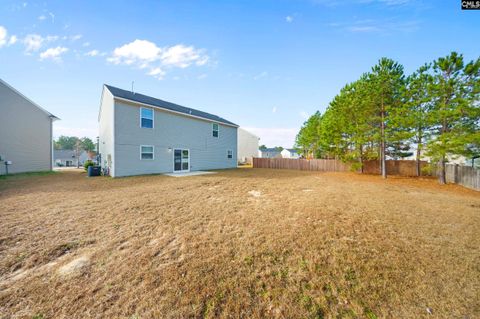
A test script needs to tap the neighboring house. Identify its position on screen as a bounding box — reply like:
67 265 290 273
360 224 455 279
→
0 78 58 175
54 150 94 167
404 149 472 166
237 128 259 164
98 85 238 177
259 148 282 158
281 148 300 159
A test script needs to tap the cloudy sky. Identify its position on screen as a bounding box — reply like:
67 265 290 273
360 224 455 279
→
0 0 478 147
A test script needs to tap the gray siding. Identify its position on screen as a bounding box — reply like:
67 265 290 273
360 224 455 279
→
238 128 259 164
98 88 115 175
0 80 53 174
112 100 237 177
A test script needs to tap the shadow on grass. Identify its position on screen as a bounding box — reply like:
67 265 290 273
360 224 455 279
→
0 170 58 180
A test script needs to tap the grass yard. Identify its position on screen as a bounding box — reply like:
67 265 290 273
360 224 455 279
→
0 169 479 318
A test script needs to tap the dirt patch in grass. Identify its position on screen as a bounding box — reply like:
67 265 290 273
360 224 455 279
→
0 168 479 318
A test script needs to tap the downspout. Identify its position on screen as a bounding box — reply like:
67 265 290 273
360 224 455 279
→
49 116 54 170
49 115 59 171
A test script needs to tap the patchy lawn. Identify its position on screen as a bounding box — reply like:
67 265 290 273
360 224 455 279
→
0 169 479 318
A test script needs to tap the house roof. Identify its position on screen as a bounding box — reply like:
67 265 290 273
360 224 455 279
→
285 148 298 153
261 148 281 153
104 84 238 127
0 78 59 120
54 150 92 160
54 150 76 159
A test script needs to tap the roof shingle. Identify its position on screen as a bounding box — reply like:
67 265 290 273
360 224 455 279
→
104 84 238 127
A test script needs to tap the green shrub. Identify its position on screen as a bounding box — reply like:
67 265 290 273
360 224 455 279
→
83 160 94 171
421 163 435 176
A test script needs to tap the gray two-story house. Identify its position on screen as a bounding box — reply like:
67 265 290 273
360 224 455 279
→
98 85 238 177
0 78 58 175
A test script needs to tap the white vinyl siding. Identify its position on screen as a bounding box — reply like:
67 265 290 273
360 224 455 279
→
0 80 54 174
112 100 237 177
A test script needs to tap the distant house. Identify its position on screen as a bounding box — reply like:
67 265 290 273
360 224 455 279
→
237 128 259 164
54 150 94 167
281 148 300 159
0 78 58 174
404 149 473 166
259 148 282 158
98 85 238 177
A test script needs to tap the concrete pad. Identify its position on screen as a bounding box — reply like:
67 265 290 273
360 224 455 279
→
164 171 217 177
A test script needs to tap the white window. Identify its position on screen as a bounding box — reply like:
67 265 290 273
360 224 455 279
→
140 108 154 128
212 123 219 137
227 149 233 159
140 145 154 160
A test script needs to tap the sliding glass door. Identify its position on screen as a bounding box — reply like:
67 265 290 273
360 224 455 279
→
173 149 190 172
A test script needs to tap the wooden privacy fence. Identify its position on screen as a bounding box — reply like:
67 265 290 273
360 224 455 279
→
252 158 354 172
252 158 426 175
442 164 480 191
253 157 480 191
362 160 431 176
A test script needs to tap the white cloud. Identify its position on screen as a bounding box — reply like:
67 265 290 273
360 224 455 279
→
0 26 7 47
22 34 62 53
82 42 90 47
40 46 68 61
38 15 46 21
8 35 17 45
254 71 268 80
23 34 44 52
147 67 165 80
348 26 379 32
243 127 298 148
85 49 99 57
272 107 277 113
0 26 16 47
46 35 59 41
70 34 82 41
108 39 162 65
197 73 207 80
379 0 411 5
108 39 210 79
161 44 209 68
300 111 309 120
330 18 419 34
286 16 293 23
49 12 55 23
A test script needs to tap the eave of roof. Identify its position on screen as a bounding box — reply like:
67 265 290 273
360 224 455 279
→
104 84 238 127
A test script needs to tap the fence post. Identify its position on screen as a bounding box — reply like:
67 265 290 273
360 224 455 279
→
454 164 459 184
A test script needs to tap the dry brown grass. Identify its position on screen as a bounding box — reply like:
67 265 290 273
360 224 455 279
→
0 168 479 319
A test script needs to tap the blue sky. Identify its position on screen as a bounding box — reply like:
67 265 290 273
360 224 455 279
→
0 0 478 147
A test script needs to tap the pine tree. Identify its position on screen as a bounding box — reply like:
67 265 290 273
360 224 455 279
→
369 58 405 178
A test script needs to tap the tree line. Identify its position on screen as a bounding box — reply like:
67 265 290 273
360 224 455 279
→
295 52 479 184
54 136 96 152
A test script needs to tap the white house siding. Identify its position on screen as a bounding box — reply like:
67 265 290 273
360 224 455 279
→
0 80 53 174
281 149 300 159
98 88 115 175
112 100 237 177
237 128 259 164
